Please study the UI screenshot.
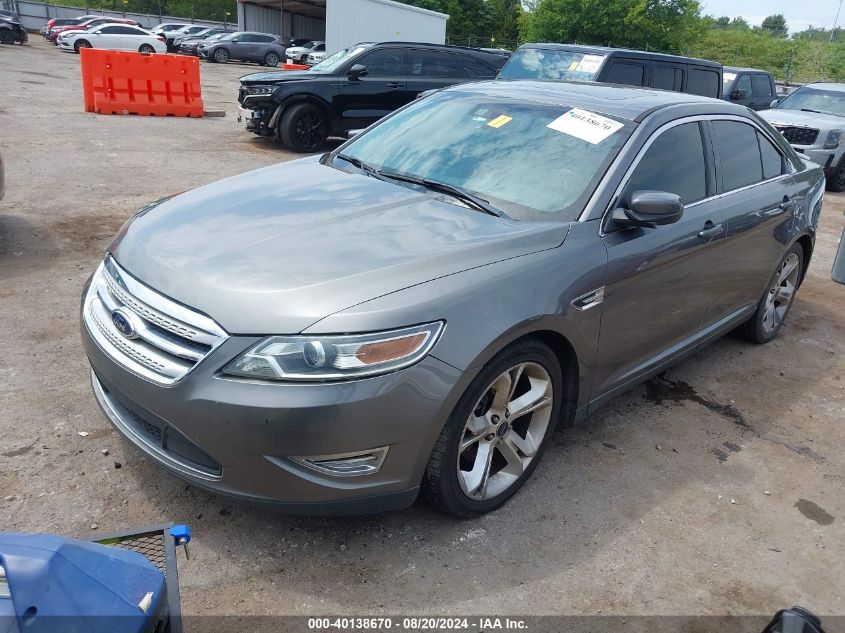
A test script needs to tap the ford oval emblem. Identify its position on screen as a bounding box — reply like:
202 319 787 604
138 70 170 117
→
111 308 139 340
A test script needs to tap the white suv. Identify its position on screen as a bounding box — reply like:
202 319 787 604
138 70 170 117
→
761 83 845 191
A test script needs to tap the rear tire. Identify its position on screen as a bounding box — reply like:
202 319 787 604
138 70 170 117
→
74 39 92 53
421 339 563 518
139 44 155 54
278 103 329 153
213 48 229 63
264 52 280 67
738 243 804 344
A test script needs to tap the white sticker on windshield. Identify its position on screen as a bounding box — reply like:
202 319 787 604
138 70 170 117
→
547 108 624 144
575 54 605 74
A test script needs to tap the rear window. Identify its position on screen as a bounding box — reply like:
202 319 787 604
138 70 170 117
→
498 48 606 81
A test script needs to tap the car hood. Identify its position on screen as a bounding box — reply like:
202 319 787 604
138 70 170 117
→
109 157 568 334
760 109 845 131
240 70 317 85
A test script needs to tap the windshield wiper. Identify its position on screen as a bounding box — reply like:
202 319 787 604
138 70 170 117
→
333 153 384 180
377 170 509 219
800 108 823 114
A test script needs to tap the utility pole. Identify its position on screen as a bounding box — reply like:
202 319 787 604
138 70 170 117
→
832 0 844 43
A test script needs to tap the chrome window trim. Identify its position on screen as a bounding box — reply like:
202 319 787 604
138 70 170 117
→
589 114 796 234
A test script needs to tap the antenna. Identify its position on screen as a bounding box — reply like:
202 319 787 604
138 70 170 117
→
832 0 844 43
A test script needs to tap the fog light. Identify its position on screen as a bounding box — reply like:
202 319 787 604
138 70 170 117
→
291 447 389 477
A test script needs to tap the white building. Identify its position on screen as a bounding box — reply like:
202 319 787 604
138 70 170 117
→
237 0 448 52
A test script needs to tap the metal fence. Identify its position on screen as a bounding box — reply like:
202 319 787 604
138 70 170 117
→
4 0 230 31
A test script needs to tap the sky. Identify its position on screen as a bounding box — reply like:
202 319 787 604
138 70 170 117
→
699 0 842 33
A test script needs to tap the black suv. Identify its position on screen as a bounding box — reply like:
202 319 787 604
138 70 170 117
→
238 41 510 152
499 43 722 98
722 67 778 110
0 14 27 45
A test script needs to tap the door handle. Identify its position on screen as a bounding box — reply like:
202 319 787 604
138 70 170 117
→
778 197 795 211
387 82 403 89
698 221 724 240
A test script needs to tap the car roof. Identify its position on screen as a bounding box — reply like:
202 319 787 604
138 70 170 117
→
444 79 741 122
724 66 771 74
517 43 721 69
376 41 509 56
802 82 845 91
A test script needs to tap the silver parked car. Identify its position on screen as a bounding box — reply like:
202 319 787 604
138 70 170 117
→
761 83 845 191
81 81 824 517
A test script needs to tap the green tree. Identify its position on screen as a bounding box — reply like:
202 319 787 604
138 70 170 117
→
761 14 788 38
521 0 704 54
712 16 730 29
488 0 521 46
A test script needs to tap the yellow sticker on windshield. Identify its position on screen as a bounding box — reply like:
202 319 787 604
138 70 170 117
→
487 115 513 129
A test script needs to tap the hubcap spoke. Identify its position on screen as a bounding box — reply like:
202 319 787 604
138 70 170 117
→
506 376 552 420
776 280 794 305
459 439 495 496
503 428 538 457
778 256 798 284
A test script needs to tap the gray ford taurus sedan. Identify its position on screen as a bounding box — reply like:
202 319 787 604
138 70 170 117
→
81 81 824 517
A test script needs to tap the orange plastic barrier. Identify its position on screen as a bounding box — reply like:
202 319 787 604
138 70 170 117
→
281 63 310 70
80 48 203 117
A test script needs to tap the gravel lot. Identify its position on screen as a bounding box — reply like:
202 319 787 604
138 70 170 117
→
1 39 844 624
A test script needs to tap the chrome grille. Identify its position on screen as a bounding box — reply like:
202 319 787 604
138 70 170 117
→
83 257 227 385
774 125 819 146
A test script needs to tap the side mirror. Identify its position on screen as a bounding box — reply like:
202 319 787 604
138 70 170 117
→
730 89 746 101
611 190 684 229
348 64 368 80
231 37 240 43
770 98 780 108
346 129 365 139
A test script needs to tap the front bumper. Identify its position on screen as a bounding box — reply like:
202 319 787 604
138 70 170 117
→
81 309 463 514
237 98 276 135
789 146 838 172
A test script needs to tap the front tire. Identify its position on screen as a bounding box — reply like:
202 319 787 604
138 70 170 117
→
0 30 14 45
739 243 804 344
139 44 155 54
827 156 845 192
264 52 280 67
278 103 329 152
213 48 229 63
74 39 92 53
422 339 563 518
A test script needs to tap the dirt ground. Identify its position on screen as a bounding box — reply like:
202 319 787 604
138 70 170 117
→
1 39 844 623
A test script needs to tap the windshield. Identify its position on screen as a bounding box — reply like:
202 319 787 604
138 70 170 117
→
218 32 241 41
310 46 369 73
337 91 632 221
777 86 845 117
498 48 607 82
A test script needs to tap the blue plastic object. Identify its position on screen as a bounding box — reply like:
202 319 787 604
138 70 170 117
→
0 533 165 633
169 525 191 546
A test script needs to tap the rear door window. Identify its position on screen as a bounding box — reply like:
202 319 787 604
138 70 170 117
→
688 68 720 97
735 73 752 95
604 60 646 86
712 120 764 190
406 50 463 78
457 54 497 78
652 64 683 91
752 74 773 98
758 132 785 179
626 122 708 204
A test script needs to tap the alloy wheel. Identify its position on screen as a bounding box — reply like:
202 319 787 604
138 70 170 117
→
762 253 800 334
294 109 327 150
457 362 553 501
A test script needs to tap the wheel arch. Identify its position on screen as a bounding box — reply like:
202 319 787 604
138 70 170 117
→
274 95 334 136
793 233 814 285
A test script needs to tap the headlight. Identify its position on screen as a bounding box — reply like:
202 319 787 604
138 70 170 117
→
823 130 843 150
245 85 275 96
222 322 444 382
